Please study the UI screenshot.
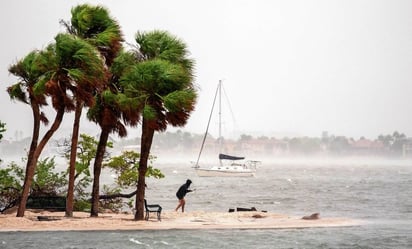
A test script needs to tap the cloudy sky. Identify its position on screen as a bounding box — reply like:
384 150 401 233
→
1 0 411 140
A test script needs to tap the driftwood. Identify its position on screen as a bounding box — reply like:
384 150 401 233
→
0 198 18 214
86 190 137 202
252 214 265 218
37 216 64 221
97 190 137 200
229 207 258 212
236 207 257 212
302 213 320 220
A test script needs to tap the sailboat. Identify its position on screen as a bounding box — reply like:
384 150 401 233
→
193 80 260 177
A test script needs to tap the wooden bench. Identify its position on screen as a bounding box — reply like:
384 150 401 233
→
26 196 66 211
144 199 162 221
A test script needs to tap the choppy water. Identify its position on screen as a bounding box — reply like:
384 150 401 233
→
1 158 412 248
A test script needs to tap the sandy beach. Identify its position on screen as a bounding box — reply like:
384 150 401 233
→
0 210 359 232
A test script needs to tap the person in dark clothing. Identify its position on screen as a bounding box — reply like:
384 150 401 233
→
175 179 193 212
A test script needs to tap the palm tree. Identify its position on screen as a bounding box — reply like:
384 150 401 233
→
7 51 50 217
61 4 123 217
120 30 197 220
8 33 106 217
87 42 153 218
86 48 139 218
63 4 125 217
0 121 5 149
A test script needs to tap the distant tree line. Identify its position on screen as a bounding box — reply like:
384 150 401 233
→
124 130 410 157
2 129 410 158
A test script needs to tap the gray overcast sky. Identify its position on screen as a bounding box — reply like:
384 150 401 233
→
1 0 412 140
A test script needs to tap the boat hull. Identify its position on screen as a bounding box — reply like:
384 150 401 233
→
195 167 255 177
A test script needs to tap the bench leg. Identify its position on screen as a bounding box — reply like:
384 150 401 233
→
145 209 161 221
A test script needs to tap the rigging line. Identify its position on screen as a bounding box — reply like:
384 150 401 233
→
221 83 238 132
195 82 220 168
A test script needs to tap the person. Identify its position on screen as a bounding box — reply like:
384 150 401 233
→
175 179 193 212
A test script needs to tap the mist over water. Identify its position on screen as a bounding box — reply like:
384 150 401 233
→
110 156 412 249
146 158 412 218
1 158 412 248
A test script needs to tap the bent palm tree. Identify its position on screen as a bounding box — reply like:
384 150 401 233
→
67 4 125 217
62 4 123 217
87 48 143 216
8 33 106 217
120 30 197 220
8 51 50 217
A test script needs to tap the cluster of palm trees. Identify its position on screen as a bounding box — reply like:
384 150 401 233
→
6 4 197 220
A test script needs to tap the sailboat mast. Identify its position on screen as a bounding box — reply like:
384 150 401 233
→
194 80 220 168
218 80 222 154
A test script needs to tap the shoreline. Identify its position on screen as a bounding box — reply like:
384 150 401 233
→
0 210 359 232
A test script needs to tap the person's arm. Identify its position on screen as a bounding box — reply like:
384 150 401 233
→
186 187 193 193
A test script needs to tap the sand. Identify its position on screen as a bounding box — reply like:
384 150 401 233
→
0 210 359 232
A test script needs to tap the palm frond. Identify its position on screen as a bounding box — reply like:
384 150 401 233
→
142 105 157 120
163 89 197 113
135 30 193 68
70 4 123 64
111 50 136 77
54 33 106 98
7 83 28 104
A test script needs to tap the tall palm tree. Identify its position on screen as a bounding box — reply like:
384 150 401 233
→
61 4 123 217
120 30 197 220
87 51 133 217
63 4 125 217
87 41 154 218
8 51 50 217
8 33 106 217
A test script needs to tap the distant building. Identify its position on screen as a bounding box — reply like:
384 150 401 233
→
402 138 412 157
351 138 384 155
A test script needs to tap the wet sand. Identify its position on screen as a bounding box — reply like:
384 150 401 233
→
0 210 359 231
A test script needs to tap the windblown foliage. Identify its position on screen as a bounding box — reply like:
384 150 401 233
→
0 158 67 213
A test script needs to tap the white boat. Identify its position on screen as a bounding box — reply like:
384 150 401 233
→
195 153 259 177
193 80 260 177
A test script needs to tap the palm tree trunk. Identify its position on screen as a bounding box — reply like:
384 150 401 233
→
16 101 40 217
17 106 64 217
66 100 83 217
90 128 110 217
134 118 155 220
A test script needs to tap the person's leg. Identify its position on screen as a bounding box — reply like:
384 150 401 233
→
175 200 181 211
181 199 186 212
175 199 184 211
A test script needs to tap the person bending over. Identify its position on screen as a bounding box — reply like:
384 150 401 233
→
175 179 193 212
